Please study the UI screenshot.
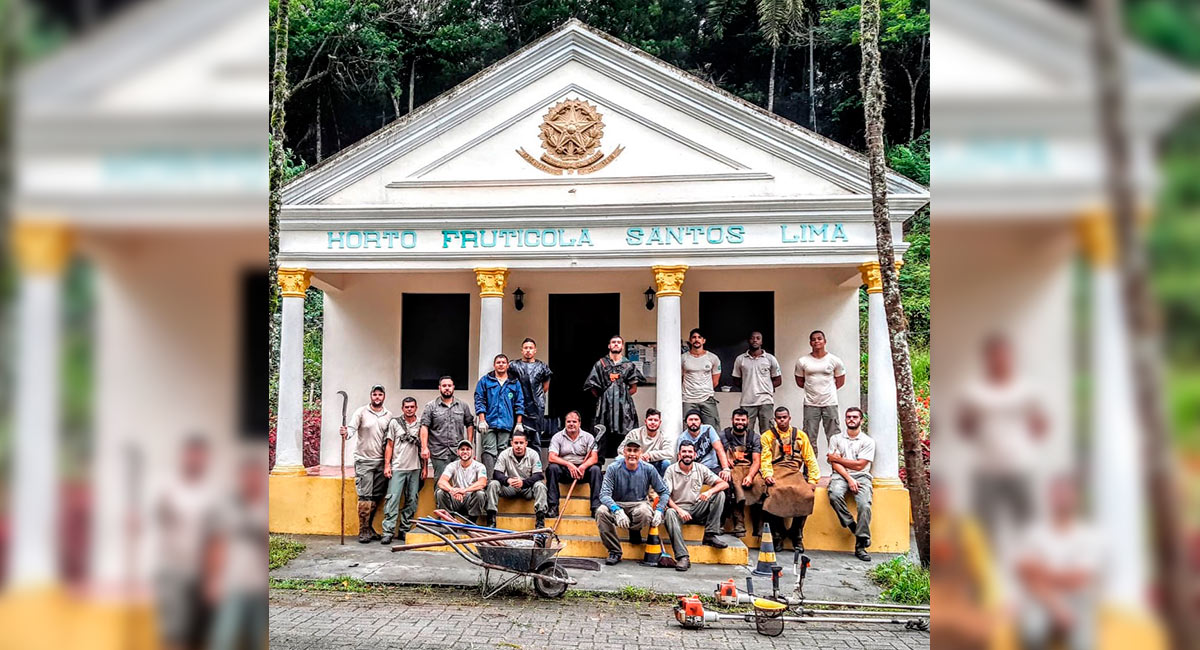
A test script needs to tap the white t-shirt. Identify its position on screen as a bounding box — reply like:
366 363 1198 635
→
441 460 488 489
829 431 876 476
960 378 1045 475
732 351 781 406
682 351 722 402
794 353 846 407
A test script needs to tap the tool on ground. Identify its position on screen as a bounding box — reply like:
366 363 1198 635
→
337 390 349 545
551 424 605 534
792 549 809 600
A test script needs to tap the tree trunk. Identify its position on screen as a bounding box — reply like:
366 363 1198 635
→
408 58 417 114
859 0 930 567
392 94 401 119
809 21 816 130
315 93 323 163
269 0 289 307
767 46 777 113
1090 0 1193 644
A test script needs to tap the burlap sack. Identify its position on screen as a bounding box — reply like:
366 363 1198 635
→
762 464 815 517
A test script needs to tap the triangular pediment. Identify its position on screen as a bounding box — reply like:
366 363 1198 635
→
284 20 927 208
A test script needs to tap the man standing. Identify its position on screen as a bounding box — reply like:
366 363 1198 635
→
484 430 548 529
759 406 820 552
546 411 603 518
720 408 762 537
381 397 424 545
663 441 730 571
621 408 675 476
434 440 488 521
341 385 392 543
419 376 475 481
827 407 876 561
584 334 644 462
681 328 722 430
676 411 732 480
794 330 846 459
474 354 525 480
509 338 553 452
595 439 672 566
731 331 782 433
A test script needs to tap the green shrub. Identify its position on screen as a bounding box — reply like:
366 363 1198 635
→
868 556 929 604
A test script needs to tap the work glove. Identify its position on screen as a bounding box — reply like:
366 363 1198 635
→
613 509 631 529
651 510 664 529
476 419 490 435
514 422 525 435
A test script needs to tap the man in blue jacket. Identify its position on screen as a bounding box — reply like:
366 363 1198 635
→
474 353 525 480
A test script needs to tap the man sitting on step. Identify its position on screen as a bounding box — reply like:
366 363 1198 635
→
827 406 876 561
546 411 603 517
663 440 730 572
484 430 548 529
434 440 488 522
595 439 671 565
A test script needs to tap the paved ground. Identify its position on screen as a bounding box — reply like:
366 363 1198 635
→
273 534 916 602
269 587 930 650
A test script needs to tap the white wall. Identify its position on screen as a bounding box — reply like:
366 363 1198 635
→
319 266 863 465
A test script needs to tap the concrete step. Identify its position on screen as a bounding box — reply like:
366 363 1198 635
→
497 497 594 516
497 514 707 542
400 532 748 565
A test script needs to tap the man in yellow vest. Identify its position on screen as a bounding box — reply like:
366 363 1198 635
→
758 406 820 552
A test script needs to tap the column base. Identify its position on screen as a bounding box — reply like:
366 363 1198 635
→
270 464 308 477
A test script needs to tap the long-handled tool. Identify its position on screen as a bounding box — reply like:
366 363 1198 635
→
337 390 349 545
551 424 605 533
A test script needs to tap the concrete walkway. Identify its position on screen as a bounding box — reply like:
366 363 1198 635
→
272 534 917 602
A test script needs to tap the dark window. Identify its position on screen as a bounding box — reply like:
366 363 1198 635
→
547 293 620 428
698 291 775 391
241 271 268 438
402 294 469 389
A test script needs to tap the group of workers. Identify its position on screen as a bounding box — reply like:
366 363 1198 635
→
341 329 878 569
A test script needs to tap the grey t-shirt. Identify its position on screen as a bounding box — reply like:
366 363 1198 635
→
732 351 782 406
387 416 422 472
420 398 474 459
440 460 487 489
663 462 721 509
348 405 392 462
829 431 876 477
549 430 596 465
495 447 543 480
681 351 722 402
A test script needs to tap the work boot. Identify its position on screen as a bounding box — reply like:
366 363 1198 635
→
703 533 728 549
674 556 691 572
732 507 747 537
604 551 622 566
546 505 559 519
368 502 382 540
855 537 871 562
629 530 643 545
396 532 406 545
535 512 546 529
380 533 393 545
357 501 373 544
485 511 497 528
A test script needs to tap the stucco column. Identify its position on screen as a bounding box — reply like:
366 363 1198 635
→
273 268 312 475
9 221 73 586
475 268 509 380
652 265 687 439
1079 212 1147 609
858 261 901 486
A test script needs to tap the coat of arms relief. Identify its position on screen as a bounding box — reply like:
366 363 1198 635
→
516 99 624 175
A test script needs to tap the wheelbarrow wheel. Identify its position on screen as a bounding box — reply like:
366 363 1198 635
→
533 563 569 598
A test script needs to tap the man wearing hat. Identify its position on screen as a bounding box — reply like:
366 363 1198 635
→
434 440 489 521
595 438 672 566
341 385 393 543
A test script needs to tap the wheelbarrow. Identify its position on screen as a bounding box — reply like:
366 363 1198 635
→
393 512 600 598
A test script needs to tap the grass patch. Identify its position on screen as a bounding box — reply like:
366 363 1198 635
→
269 536 306 570
269 576 372 592
868 557 929 605
613 584 676 604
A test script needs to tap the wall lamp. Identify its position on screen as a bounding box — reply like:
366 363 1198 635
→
513 287 525 311
644 286 655 311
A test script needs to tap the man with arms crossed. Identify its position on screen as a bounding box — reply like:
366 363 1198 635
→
621 408 674 476
509 338 552 452
827 406 876 561
681 328 722 430
595 439 672 566
545 411 603 518
419 376 475 481
435 440 488 521
731 331 782 433
484 430 548 529
794 330 846 467
663 440 730 571
341 384 392 543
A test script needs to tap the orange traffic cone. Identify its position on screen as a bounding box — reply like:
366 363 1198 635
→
752 521 777 575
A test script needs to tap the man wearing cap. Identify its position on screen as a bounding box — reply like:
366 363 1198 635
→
676 410 733 478
435 440 488 521
595 439 672 566
663 440 730 571
341 385 392 543
420 376 475 482
484 430 548 529
474 354 525 481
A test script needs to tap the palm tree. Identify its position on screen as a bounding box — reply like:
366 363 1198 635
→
755 0 806 113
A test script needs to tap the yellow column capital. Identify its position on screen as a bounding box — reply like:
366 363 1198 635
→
12 221 74 275
857 260 902 294
652 265 688 297
1077 207 1117 267
474 267 509 298
278 268 312 298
